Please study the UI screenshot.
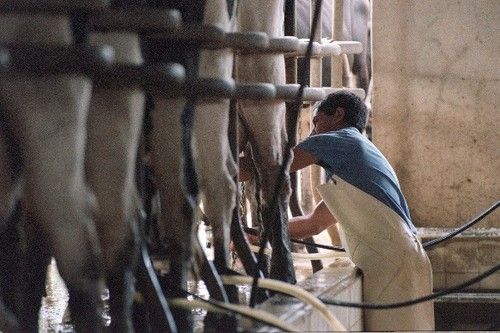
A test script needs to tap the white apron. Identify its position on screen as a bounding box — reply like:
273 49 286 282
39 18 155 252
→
317 177 434 331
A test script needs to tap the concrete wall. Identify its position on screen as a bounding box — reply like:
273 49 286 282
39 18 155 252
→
372 0 499 228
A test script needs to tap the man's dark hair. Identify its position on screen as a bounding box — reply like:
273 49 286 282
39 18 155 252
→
317 91 368 132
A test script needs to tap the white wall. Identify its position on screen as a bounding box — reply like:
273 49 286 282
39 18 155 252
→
372 0 499 227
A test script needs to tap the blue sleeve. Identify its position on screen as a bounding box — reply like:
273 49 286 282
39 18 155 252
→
297 131 357 172
297 134 332 165
296 132 354 177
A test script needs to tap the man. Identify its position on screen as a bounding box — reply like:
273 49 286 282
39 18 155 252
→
241 91 434 331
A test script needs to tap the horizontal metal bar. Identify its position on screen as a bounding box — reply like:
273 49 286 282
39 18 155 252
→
0 44 114 76
232 82 276 100
286 40 363 58
238 36 300 55
89 8 182 33
0 0 108 14
322 87 366 100
92 63 185 90
275 84 365 101
203 31 269 51
148 77 235 100
334 41 363 54
145 23 225 44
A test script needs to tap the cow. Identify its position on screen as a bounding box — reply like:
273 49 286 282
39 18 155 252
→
0 2 155 331
235 0 296 285
84 8 146 333
145 0 300 330
296 0 371 95
144 0 239 330
0 8 104 331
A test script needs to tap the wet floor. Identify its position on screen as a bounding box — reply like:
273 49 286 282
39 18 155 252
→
38 225 316 332
38 259 314 332
38 259 111 332
38 259 70 333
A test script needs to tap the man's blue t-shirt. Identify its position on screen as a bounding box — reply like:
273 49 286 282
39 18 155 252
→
297 127 417 234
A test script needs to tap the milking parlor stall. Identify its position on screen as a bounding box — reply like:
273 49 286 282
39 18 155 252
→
0 0 498 332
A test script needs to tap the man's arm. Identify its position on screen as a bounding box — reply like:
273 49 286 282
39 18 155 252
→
239 146 318 182
290 147 319 173
288 201 337 239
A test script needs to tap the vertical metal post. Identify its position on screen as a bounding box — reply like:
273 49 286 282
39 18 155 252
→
332 0 344 88
284 0 305 216
305 0 325 211
285 0 297 84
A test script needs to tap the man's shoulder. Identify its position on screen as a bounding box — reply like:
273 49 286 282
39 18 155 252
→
323 127 364 144
315 127 357 138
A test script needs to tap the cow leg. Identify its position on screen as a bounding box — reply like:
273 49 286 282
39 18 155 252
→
0 203 22 320
85 32 144 332
196 9 237 276
0 117 20 231
0 300 18 332
194 100 238 300
0 14 104 331
151 97 194 330
85 36 144 331
193 1 244 327
1 108 50 330
238 143 272 278
0 119 21 318
0 76 103 331
344 0 371 93
86 86 142 332
236 0 296 284
239 106 295 285
195 127 240 330
21 206 51 330
246 108 296 284
195 102 237 269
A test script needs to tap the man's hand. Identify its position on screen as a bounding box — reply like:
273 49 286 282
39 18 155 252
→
239 156 253 182
230 227 261 252
243 226 261 246
246 232 260 246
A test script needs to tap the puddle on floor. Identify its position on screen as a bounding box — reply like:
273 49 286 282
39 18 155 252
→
38 259 110 332
38 224 317 332
38 257 314 332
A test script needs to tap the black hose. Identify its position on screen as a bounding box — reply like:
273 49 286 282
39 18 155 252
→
423 200 499 250
319 263 499 309
250 201 498 253
244 226 346 252
290 237 345 251
249 0 323 308
173 264 499 318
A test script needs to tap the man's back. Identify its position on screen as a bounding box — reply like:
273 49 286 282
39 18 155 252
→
296 126 416 233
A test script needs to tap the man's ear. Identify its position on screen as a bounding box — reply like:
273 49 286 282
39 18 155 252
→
333 107 345 125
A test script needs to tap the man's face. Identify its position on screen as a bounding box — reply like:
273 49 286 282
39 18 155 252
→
312 110 336 134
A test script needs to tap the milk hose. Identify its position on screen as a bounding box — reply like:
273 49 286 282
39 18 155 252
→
169 289 296 332
249 244 348 260
319 263 499 309
168 262 499 325
422 200 499 250
248 200 499 253
222 274 347 331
